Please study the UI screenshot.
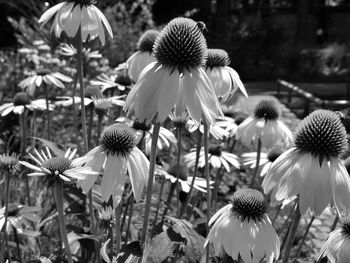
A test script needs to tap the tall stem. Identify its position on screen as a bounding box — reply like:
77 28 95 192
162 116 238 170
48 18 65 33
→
13 227 22 263
295 216 315 258
3 172 11 263
140 123 160 249
249 138 261 187
125 195 134 244
54 180 73 263
282 200 301 263
87 105 94 148
151 176 165 235
203 121 211 263
212 167 222 212
71 74 79 149
43 83 51 140
76 27 95 233
175 127 182 217
20 113 31 206
181 131 202 218
115 203 122 257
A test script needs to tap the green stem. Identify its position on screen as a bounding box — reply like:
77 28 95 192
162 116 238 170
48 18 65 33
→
175 127 182 217
212 167 223 212
43 83 51 141
97 113 103 140
125 195 134 244
20 113 31 206
180 130 202 218
140 122 160 249
71 74 79 149
160 182 176 227
87 105 94 148
3 172 11 263
151 176 165 235
54 181 73 263
115 203 122 257
13 227 22 263
249 138 262 188
281 200 301 263
330 214 339 232
295 216 315 258
203 121 211 263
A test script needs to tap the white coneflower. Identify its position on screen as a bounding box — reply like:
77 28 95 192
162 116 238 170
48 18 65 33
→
205 189 280 263
186 118 233 140
20 147 97 188
126 29 160 82
90 72 133 93
18 68 72 96
77 123 149 204
263 109 350 215
38 0 113 45
59 43 102 60
184 145 240 172
318 216 350 263
0 92 54 116
124 17 223 125
242 148 284 177
205 49 247 101
237 100 293 148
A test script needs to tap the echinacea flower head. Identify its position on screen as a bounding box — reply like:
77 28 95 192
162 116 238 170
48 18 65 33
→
263 109 350 215
18 69 72 96
205 49 247 101
124 17 223 125
38 0 113 45
237 100 293 148
186 118 232 140
59 43 102 60
90 73 131 93
98 206 115 231
126 30 159 82
0 153 20 174
0 203 41 236
0 92 53 117
184 145 240 172
318 216 350 263
77 123 149 204
20 147 97 188
242 148 283 177
205 189 280 263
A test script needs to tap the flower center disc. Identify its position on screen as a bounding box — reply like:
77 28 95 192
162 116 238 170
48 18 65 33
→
267 149 283 162
36 68 52 76
294 110 347 158
206 49 230 69
100 123 136 157
13 92 32 106
209 145 222 156
115 74 133 86
85 86 102 98
254 100 280 121
137 30 160 53
341 216 350 237
153 17 207 73
132 121 151 132
42 157 72 175
231 189 267 222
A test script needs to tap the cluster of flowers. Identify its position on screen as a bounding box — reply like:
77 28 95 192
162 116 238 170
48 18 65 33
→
0 1 350 263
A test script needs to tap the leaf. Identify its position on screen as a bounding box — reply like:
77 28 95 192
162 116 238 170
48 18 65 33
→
30 137 65 157
166 216 206 263
144 232 176 263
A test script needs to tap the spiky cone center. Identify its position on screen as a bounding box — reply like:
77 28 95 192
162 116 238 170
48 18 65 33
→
209 145 222 156
115 74 133 86
254 100 280 121
94 99 112 116
267 149 283 162
85 86 102 99
340 216 350 238
0 153 19 171
42 157 72 176
68 0 96 5
168 164 189 181
230 189 267 222
132 121 151 132
98 207 115 230
36 68 51 76
7 204 20 217
206 49 230 70
13 92 31 106
99 123 136 157
294 110 348 160
137 30 160 53
153 17 207 74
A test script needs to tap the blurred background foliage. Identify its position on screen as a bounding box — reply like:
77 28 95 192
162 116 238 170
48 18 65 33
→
2 0 350 81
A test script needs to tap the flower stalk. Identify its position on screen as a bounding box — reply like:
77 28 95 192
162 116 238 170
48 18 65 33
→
140 122 160 249
43 82 51 140
54 180 73 263
250 138 262 187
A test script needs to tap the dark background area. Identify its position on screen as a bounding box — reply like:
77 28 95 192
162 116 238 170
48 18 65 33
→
2 0 350 81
